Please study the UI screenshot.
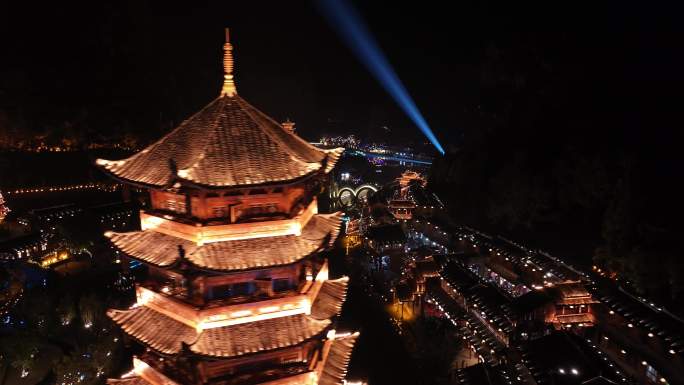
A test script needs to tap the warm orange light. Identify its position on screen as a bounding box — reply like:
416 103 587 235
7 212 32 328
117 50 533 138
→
138 199 318 245
220 28 237 97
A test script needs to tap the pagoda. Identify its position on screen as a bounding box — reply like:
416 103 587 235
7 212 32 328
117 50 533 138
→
99 29 357 385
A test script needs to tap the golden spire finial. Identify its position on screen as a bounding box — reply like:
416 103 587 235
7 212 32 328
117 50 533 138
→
221 28 237 97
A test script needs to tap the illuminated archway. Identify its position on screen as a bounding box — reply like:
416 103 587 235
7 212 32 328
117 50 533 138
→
337 187 357 207
354 184 378 203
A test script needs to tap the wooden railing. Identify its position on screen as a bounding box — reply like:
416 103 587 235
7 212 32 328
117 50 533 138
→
140 198 318 245
135 261 329 330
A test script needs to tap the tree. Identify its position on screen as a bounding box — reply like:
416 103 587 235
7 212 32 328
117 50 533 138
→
0 333 39 379
53 331 120 385
79 293 103 330
56 294 77 327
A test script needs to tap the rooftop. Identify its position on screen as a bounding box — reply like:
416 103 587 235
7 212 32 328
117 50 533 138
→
107 212 343 271
96 30 342 189
108 277 349 357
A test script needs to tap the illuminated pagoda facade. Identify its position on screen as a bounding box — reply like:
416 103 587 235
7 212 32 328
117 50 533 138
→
99 29 357 385
388 171 423 220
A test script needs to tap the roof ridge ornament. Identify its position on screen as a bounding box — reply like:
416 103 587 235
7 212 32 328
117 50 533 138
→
220 28 237 97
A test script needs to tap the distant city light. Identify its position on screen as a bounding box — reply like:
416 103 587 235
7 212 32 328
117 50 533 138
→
317 0 445 154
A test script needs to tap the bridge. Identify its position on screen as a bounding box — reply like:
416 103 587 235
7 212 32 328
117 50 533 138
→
310 143 433 166
347 149 433 166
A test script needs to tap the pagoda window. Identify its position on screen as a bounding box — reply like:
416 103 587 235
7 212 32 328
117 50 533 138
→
165 197 186 214
249 189 268 195
238 203 278 219
210 283 232 300
273 278 292 293
232 281 255 296
210 281 256 300
212 206 229 218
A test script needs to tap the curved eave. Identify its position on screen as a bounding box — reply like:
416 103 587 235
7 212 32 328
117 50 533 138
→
174 166 324 190
109 234 333 274
182 246 322 274
96 160 330 191
108 306 332 359
106 212 344 273
188 327 330 360
94 163 171 190
323 147 345 174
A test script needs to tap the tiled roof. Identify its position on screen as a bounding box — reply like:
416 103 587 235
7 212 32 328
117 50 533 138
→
318 333 359 385
96 95 343 188
108 306 197 354
556 313 594 324
549 282 598 305
520 332 625 384
107 231 197 267
108 305 330 358
107 377 151 385
554 282 593 298
556 296 598 305
107 212 343 271
191 314 329 357
311 277 349 320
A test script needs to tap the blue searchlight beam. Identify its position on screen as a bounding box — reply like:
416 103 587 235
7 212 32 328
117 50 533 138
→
316 0 445 154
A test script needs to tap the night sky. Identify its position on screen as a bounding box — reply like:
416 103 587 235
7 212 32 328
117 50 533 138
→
0 1 682 148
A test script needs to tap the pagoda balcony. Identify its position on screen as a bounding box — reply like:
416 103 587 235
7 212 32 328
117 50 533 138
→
206 364 312 385
140 198 318 245
138 278 302 309
135 262 330 331
137 352 315 385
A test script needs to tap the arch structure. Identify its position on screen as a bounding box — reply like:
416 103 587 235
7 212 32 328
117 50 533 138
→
335 184 378 207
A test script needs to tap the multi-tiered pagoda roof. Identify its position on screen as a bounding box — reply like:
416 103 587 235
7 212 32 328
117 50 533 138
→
107 277 348 357
101 29 356 385
97 92 342 189
105 212 343 271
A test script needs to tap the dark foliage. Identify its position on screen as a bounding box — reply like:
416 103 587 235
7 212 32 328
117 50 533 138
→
429 25 684 311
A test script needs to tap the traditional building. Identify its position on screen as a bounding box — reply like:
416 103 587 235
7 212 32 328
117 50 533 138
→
386 171 424 220
396 170 426 190
387 199 415 220
100 29 357 385
512 281 597 330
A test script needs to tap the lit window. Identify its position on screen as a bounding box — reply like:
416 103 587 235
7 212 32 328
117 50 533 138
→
165 198 186 213
212 206 228 218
